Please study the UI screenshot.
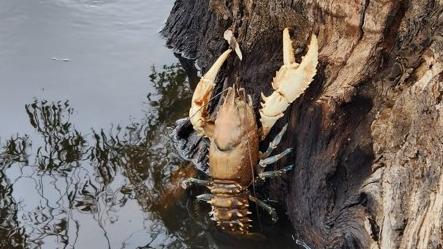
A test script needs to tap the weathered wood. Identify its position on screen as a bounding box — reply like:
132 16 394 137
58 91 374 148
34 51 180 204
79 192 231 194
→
162 1 443 248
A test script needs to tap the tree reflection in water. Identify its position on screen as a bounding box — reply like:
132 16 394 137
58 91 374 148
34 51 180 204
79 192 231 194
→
0 136 29 248
0 63 214 249
25 100 86 173
0 63 296 249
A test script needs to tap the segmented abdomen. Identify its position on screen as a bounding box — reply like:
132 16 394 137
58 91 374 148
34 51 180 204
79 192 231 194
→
208 180 252 234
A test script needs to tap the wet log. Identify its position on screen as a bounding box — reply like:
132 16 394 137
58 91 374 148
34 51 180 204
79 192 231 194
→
162 1 443 248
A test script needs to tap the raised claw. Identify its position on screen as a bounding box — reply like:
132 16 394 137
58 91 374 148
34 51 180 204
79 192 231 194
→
224 29 242 60
189 49 232 137
259 28 318 139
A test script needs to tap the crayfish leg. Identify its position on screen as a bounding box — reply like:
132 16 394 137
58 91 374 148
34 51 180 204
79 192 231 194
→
181 178 211 189
248 195 278 223
257 164 294 180
196 193 214 203
258 148 292 168
260 123 288 159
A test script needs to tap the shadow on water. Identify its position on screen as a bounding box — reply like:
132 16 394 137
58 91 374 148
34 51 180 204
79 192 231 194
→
0 64 296 249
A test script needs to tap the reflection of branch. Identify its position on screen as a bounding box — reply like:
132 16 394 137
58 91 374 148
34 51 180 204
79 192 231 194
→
0 135 30 167
0 169 27 248
94 212 111 249
0 63 213 248
25 100 86 172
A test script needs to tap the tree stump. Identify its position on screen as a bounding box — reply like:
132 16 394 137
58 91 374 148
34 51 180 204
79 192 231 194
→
162 1 443 248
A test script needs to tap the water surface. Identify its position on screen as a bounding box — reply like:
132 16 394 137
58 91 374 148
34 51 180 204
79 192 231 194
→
0 1 298 248
0 0 175 135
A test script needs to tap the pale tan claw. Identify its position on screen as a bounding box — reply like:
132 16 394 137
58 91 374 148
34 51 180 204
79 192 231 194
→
259 28 318 139
189 49 232 137
283 28 296 66
224 29 242 60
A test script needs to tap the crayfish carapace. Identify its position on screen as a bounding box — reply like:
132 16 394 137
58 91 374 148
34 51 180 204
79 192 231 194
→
182 28 318 235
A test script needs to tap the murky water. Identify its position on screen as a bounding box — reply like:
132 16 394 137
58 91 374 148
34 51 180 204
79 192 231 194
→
0 1 298 248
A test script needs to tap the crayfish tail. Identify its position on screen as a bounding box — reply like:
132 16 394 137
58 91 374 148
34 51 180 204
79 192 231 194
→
208 182 252 235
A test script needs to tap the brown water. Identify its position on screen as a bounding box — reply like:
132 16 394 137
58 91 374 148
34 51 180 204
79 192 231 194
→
0 1 299 248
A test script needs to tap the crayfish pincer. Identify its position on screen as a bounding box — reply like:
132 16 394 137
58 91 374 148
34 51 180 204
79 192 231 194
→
182 28 318 235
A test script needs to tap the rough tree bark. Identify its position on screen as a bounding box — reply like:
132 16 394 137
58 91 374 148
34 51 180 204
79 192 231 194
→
162 1 443 248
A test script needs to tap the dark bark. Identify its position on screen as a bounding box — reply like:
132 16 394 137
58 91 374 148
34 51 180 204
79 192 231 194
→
162 1 443 248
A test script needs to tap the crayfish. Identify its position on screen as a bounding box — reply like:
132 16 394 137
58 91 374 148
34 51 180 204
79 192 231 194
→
182 28 318 235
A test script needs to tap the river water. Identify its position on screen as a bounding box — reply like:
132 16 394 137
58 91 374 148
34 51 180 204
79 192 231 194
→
0 1 297 248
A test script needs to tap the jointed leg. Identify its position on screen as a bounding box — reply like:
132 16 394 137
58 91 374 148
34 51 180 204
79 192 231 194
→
196 193 213 203
296 239 313 249
260 124 288 159
257 148 292 176
259 148 292 167
257 122 294 177
249 195 278 222
258 164 294 180
181 178 211 189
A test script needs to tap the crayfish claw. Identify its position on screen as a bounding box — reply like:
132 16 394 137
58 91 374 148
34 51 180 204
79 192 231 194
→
224 28 242 60
189 49 232 137
259 28 318 139
283 28 296 66
204 49 232 83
